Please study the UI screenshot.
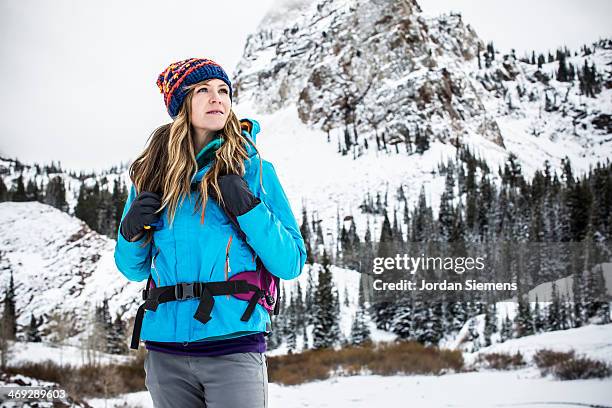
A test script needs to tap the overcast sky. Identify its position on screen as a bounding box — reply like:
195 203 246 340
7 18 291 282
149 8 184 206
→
1 0 610 172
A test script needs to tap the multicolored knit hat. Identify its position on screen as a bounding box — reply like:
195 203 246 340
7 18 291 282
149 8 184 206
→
156 58 233 119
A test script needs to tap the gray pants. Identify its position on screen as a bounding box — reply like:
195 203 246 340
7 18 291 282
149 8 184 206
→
144 350 268 408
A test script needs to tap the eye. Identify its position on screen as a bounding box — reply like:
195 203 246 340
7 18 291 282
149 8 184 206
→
220 88 228 94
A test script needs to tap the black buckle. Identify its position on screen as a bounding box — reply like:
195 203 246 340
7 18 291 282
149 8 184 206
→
175 283 197 300
142 289 149 301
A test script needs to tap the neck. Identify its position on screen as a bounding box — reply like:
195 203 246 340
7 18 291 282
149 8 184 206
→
193 128 217 153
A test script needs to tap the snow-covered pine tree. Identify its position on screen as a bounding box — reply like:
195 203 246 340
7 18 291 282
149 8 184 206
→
1 269 17 341
11 174 27 202
312 251 340 349
107 313 127 355
349 280 371 346
514 292 534 338
0 177 8 202
286 305 297 353
43 176 68 212
572 265 584 328
26 313 42 342
438 165 455 241
533 295 545 333
559 293 571 330
483 302 497 347
304 267 315 324
294 281 305 330
466 317 480 352
500 312 513 342
547 281 561 331
75 182 100 231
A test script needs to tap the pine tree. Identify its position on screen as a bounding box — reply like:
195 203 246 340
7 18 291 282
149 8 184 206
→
43 176 68 212
483 302 497 347
572 266 584 328
439 166 455 241
286 295 297 352
111 178 127 238
25 178 41 202
294 281 305 329
311 251 340 349
514 292 534 338
107 313 127 355
556 51 569 82
349 283 371 346
12 174 27 202
300 206 315 264
26 313 42 342
75 182 100 231
1 270 17 340
500 312 513 342
390 299 412 339
94 298 113 353
547 281 563 331
304 267 316 323
466 317 480 352
0 177 7 202
533 295 545 333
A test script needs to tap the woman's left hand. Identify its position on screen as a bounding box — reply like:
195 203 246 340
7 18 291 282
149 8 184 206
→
215 174 261 217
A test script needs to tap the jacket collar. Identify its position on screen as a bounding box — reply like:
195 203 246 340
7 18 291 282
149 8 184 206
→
190 118 261 184
195 134 223 171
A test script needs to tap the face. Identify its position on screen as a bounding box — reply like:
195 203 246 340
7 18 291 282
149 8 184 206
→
189 78 231 135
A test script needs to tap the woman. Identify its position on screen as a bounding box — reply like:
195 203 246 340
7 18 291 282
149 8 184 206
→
114 57 307 408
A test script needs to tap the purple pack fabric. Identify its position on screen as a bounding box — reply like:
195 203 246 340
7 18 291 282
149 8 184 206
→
228 266 278 313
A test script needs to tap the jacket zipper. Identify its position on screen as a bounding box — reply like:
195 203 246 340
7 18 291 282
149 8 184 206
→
151 247 161 287
224 234 233 299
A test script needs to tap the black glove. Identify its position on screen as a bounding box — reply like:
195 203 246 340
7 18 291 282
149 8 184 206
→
120 192 162 242
214 174 261 217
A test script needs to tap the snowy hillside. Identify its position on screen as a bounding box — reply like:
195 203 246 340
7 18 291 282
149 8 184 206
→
230 0 612 239
520 263 612 302
0 201 143 342
464 322 612 367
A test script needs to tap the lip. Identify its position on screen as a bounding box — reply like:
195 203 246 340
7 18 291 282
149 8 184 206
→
206 110 224 115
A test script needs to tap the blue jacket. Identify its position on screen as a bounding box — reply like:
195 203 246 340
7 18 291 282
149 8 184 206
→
114 119 307 342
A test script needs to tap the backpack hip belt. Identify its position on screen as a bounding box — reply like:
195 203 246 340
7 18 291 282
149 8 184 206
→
130 277 276 350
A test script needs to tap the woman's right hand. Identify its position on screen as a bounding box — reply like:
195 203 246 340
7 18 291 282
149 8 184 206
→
120 192 162 242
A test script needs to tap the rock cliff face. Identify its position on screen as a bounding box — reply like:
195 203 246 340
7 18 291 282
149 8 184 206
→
234 0 506 153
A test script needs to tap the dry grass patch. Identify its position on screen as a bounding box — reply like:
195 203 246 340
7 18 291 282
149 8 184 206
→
476 351 525 370
267 341 463 385
5 352 146 399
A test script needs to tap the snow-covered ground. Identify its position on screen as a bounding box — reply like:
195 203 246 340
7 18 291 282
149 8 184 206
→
88 369 612 408
464 322 612 367
4 315 610 407
5 339 133 367
84 322 612 408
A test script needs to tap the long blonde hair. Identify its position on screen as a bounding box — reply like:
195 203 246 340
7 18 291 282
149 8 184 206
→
129 81 261 245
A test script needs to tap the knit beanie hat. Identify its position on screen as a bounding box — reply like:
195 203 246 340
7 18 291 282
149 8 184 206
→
156 58 233 119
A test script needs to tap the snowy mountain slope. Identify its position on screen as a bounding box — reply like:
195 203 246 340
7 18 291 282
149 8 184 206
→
230 0 612 241
0 202 143 341
464 322 612 367
519 263 612 302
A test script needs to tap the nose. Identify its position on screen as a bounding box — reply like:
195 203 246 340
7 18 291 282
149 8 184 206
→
209 89 224 102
